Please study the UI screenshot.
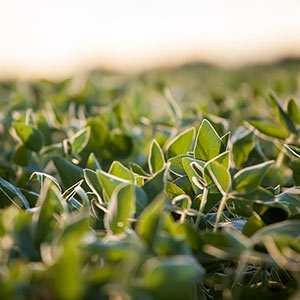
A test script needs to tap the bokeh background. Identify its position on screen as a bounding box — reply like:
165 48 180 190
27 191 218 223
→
1 0 300 79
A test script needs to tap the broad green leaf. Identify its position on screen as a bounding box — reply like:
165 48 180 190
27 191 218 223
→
69 126 90 154
106 130 133 160
35 181 66 247
194 119 222 161
0 177 30 209
233 161 274 194
143 166 168 202
242 214 266 237
97 170 129 201
203 151 230 187
52 156 83 189
130 162 150 177
269 92 298 134
166 181 185 198
287 98 300 125
168 154 192 176
182 157 205 194
206 161 231 194
166 127 195 158
232 130 255 167
248 120 288 140
220 132 230 152
84 169 103 203
252 220 300 242
12 143 31 166
136 193 166 246
141 255 205 300
104 183 135 234
13 122 44 152
30 172 62 193
86 152 102 171
148 139 165 174
109 161 135 183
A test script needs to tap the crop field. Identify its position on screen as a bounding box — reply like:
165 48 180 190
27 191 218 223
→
1 61 300 299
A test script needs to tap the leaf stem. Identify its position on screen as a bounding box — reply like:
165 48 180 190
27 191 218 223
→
195 186 208 228
214 193 227 232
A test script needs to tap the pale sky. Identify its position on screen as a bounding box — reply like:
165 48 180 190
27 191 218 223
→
1 0 300 79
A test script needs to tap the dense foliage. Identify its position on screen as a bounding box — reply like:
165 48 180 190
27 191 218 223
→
1 62 300 299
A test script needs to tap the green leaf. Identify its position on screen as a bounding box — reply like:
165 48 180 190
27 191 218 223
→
232 130 255 167
165 88 182 125
233 161 274 194
12 143 31 166
220 132 230 152
287 98 300 125
194 119 222 161
143 166 168 202
248 120 288 140
35 181 66 247
86 152 102 171
137 193 166 247
182 157 205 194
166 128 195 158
130 162 150 177
84 169 102 202
104 183 135 234
13 122 44 152
30 172 62 193
69 127 90 154
97 170 129 201
141 255 205 300
109 161 135 183
206 161 231 194
285 144 300 158
149 139 165 174
242 214 265 237
168 154 192 176
269 92 298 134
52 156 83 189
252 220 300 242
0 177 30 209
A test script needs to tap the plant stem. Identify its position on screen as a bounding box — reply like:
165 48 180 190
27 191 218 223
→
214 193 227 232
195 186 208 228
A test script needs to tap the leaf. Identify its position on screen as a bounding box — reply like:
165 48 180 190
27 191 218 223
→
148 139 165 174
220 132 230 152
12 143 31 166
287 98 300 125
248 120 288 140
233 161 274 194
109 161 135 183
69 127 90 154
232 130 255 167
13 122 44 152
182 157 205 194
269 92 298 134
285 144 300 158
86 152 102 171
52 156 83 189
35 181 66 247
143 166 168 202
166 128 195 158
194 119 222 161
242 214 266 237
84 169 103 203
104 183 135 234
136 193 166 247
130 163 150 177
165 88 182 125
168 154 192 176
97 170 129 201
0 177 30 209
30 172 62 193
141 255 205 300
252 220 300 242
206 161 231 194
